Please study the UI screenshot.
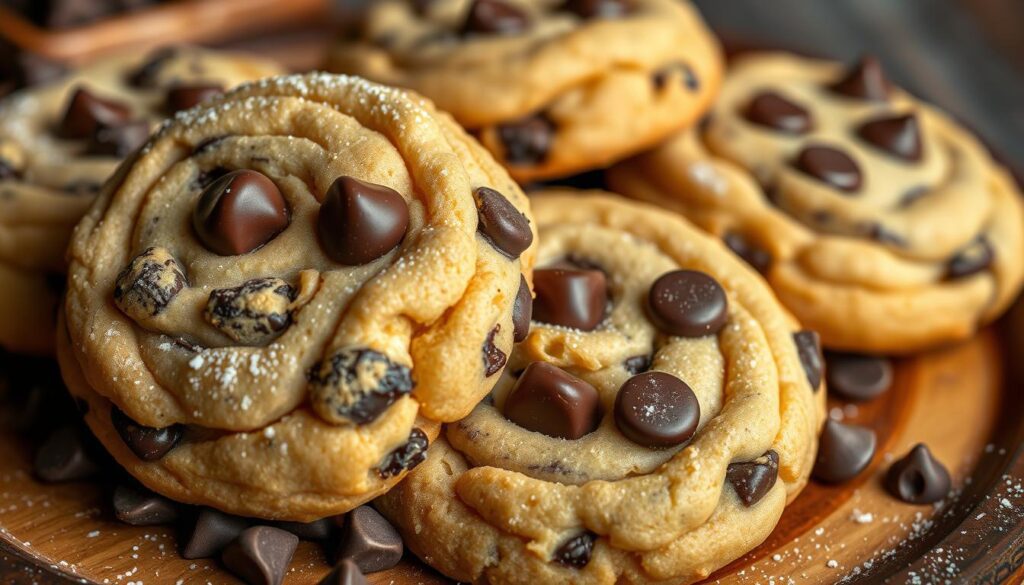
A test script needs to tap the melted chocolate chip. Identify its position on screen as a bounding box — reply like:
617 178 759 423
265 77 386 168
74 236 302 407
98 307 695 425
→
499 115 554 166
744 91 813 135
552 532 596 568
504 362 601 440
475 187 533 258
462 0 530 35
183 508 249 559
884 444 951 505
512 275 533 342
483 325 508 377
946 237 994 280
34 425 99 483
813 419 877 484
830 56 891 102
795 146 862 192
86 119 149 157
309 349 414 425
113 483 180 526
318 176 409 265
562 0 632 19
126 47 178 88
222 526 298 585
335 506 404 573
647 270 727 337
378 428 429 479
727 450 780 507
623 355 651 375
111 407 182 461
793 330 823 391
825 352 893 402
58 87 133 140
320 560 368 585
723 232 772 274
193 169 289 256
614 371 700 448
532 267 607 331
858 114 922 162
166 83 224 114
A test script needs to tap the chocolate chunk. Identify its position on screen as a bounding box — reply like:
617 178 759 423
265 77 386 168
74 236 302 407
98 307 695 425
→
126 47 177 88
946 237 994 279
111 407 182 461
503 362 601 439
512 275 533 342
727 450 780 507
183 508 249 559
318 176 409 265
474 187 533 259
813 420 877 484
58 87 132 140
858 114 922 162
825 352 893 402
335 506 403 573
34 425 99 483
319 560 368 585
377 428 429 479
482 325 507 377
222 526 298 585
310 349 414 425
273 518 334 541
193 169 290 256
166 83 224 114
723 232 771 274
744 91 813 135
623 355 651 375
462 0 529 35
86 119 149 157
793 330 823 391
561 0 632 18
652 62 699 92
647 270 727 337
614 371 699 448
552 532 596 568
205 278 294 344
532 267 607 331
113 483 180 526
830 56 891 102
498 115 554 166
795 146 862 192
113 248 188 319
884 444 951 505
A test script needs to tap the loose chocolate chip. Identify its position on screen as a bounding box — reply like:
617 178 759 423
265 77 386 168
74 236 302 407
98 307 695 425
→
34 425 99 483
126 47 178 88
825 352 893 402
110 407 182 462
727 450 780 507
723 232 772 274
793 330 823 391
504 362 601 440
319 560 368 585
193 169 290 256
474 187 533 258
318 176 409 265
813 419 877 484
113 483 179 526
623 355 651 375
561 0 632 18
830 56 891 102
462 0 529 35
532 268 607 331
273 518 334 541
222 526 298 585
884 444 951 505
614 371 700 448
310 349 414 425
552 532 596 568
0 157 18 180
86 119 149 157
858 114 922 162
205 278 294 344
58 87 132 140
378 428 429 479
795 146 862 192
166 83 224 114
482 325 508 377
744 91 813 135
498 115 554 166
335 506 404 573
183 508 249 559
512 275 533 342
647 270 727 337
652 62 699 92
946 237 994 280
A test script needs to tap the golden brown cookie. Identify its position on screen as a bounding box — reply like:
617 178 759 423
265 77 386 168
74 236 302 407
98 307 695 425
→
57 73 536 521
377 192 824 585
609 53 1024 354
326 0 722 182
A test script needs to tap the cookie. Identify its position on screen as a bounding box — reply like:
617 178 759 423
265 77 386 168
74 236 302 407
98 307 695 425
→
326 0 722 182
376 192 824 584
57 73 536 521
0 46 282 354
609 53 1024 354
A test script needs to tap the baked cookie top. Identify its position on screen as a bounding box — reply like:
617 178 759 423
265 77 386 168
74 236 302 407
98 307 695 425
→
377 192 825 585
58 73 535 520
328 0 722 181
610 53 1024 353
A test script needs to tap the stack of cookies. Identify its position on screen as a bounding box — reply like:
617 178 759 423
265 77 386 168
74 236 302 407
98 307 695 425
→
0 1 1019 584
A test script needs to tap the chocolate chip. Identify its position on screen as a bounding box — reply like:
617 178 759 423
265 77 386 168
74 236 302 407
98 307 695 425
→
825 352 892 402
744 91 813 135
552 532 596 568
867 223 906 247
310 349 414 425
482 325 507 377
474 187 533 259
512 275 533 342
946 237 994 280
377 428 429 479
830 56 891 102
623 355 651 375
222 526 298 585
614 371 699 448
86 119 149 157
126 47 177 88
0 157 18 180
647 270 727 337
57 87 132 140
498 115 554 166
858 114 922 162
166 83 224 114
884 444 951 505
111 407 182 461
561 0 632 18
183 508 249 559
317 176 409 265
652 62 699 93
273 519 334 541
193 169 290 256
462 0 529 35
205 278 294 344
793 330 823 391
795 146 862 192
113 247 189 320
723 232 771 274
899 185 930 208
319 560 368 585
813 419 877 484
113 483 180 526
34 425 99 483
503 362 601 440
335 505 403 573
727 450 780 507
532 268 607 331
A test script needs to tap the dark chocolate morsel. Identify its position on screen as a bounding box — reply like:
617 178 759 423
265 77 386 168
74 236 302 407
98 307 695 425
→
561 0 633 19
652 62 699 93
309 349 414 425
946 237 994 280
825 352 893 402
512 274 533 342
377 428 429 479
205 277 294 344
552 532 596 568
614 371 699 448
86 119 149 157
483 325 508 377
319 560 368 585
793 330 823 391
126 47 178 88
795 145 862 193
830 56 891 102
813 419 877 484
498 115 554 166
113 247 189 319
723 232 772 274
273 518 334 541
183 508 249 559
504 362 601 440
34 425 99 483
858 114 922 162
744 91 813 135
868 223 907 247
623 355 651 375
58 87 133 140
166 83 224 113
194 169 289 256
335 505 404 573
462 0 530 35
647 270 727 337
532 267 607 331
113 483 180 526
475 186 533 258
727 450 780 507
884 444 951 505
318 176 409 265
221 526 299 585
111 407 182 461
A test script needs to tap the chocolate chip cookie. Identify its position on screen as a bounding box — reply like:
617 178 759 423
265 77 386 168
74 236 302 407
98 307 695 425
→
609 53 1024 354
326 0 723 182
376 192 824 584
0 46 282 354
57 73 536 521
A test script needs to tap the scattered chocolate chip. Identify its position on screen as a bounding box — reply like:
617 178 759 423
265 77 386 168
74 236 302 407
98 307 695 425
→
462 0 529 35
793 330 823 391
166 83 224 114
193 169 290 256
126 47 178 88
825 352 893 402
504 362 601 440
335 505 403 573
813 419 877 484
317 176 409 265
795 145 862 192
85 119 149 157
57 87 132 140
623 355 651 375
273 519 334 541
378 428 429 479
222 526 298 585
858 114 922 162
647 270 727 337
885 444 951 505
723 232 772 274
183 508 249 559
512 275 533 342
498 115 554 166
113 483 180 526
110 407 182 461
744 91 813 134
727 450 780 507
532 267 607 331
310 349 414 425
653 62 699 92
474 187 533 258
561 0 632 19
614 371 699 448
34 425 99 483
319 560 368 585
205 278 294 344
552 532 596 568
830 56 891 102
482 325 508 377
946 237 994 280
